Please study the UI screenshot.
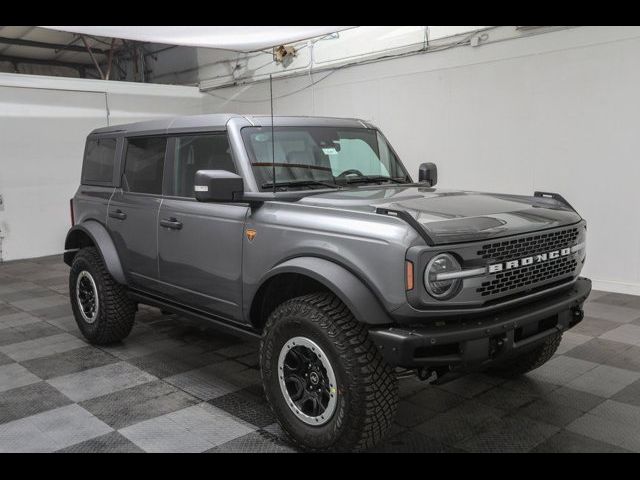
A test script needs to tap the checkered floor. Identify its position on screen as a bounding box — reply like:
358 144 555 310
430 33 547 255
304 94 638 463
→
1 255 640 452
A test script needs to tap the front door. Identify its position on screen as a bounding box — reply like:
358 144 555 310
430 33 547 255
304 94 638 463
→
157 133 248 321
107 135 167 291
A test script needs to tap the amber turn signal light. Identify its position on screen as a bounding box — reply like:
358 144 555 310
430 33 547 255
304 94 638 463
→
405 260 414 291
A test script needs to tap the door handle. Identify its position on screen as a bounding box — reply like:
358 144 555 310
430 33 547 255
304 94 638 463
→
160 217 183 230
109 209 127 220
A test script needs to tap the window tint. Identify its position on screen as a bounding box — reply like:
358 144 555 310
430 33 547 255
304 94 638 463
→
172 134 235 197
83 138 116 184
242 127 408 190
123 137 167 194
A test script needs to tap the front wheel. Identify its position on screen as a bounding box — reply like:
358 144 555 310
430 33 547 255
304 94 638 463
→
260 292 398 452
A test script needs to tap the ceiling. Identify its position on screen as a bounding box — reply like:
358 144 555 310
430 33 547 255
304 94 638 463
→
0 26 356 80
40 26 356 52
0 26 113 65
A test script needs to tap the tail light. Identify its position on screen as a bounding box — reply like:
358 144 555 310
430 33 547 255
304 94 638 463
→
69 198 75 226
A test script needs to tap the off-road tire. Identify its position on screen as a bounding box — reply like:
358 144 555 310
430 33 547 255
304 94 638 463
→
69 247 136 344
260 292 398 452
487 332 562 377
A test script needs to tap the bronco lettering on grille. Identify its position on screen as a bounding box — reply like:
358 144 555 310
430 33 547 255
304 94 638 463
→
488 247 572 274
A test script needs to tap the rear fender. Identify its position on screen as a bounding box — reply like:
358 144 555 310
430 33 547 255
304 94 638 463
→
64 220 126 284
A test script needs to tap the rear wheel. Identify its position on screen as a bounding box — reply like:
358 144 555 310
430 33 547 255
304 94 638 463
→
487 332 562 377
69 247 136 345
260 292 398 452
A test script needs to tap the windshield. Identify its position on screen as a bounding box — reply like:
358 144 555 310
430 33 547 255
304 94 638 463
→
241 126 411 191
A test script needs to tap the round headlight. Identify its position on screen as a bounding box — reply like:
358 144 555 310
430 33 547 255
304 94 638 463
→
424 253 462 300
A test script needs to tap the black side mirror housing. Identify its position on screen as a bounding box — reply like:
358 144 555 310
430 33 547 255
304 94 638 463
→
418 162 437 187
194 170 244 202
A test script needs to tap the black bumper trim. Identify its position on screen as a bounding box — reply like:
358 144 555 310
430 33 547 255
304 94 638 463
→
369 277 591 368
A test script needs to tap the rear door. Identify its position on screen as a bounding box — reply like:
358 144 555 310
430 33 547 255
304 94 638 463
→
108 135 166 291
156 132 248 320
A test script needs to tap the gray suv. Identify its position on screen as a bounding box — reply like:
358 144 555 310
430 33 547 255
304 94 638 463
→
65 114 591 451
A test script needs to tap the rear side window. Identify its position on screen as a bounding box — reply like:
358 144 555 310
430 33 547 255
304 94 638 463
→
123 137 167 194
83 138 116 184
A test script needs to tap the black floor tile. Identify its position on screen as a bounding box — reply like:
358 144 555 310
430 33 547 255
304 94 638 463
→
564 338 632 364
406 386 465 413
398 377 429 399
235 352 259 368
476 385 539 411
56 431 143 453
592 292 640 309
0 381 73 424
207 430 297 453
208 387 276 428
0 321 62 346
611 378 640 407
456 414 559 452
532 430 632 453
374 429 462 453
20 346 119 380
0 351 13 366
80 379 199 430
571 316 620 337
544 386 605 413
31 275 69 288
30 303 72 320
599 345 640 372
128 345 225 378
1 288 55 303
518 398 585 427
395 400 439 428
0 303 19 316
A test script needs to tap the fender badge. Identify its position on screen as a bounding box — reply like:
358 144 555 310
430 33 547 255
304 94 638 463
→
246 229 257 241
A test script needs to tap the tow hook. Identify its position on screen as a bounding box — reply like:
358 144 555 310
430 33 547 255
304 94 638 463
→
416 367 449 383
570 306 585 326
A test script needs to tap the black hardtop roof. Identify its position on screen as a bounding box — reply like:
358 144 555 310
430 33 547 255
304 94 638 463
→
90 114 374 136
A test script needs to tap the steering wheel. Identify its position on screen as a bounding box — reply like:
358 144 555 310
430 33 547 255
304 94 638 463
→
336 169 364 179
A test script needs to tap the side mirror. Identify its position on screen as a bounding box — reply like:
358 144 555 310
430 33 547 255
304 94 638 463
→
418 162 437 187
194 170 244 202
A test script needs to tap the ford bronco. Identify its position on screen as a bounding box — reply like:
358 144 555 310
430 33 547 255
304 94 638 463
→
64 114 590 451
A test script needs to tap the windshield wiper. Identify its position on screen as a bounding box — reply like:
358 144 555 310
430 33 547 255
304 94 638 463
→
262 179 339 190
340 175 408 185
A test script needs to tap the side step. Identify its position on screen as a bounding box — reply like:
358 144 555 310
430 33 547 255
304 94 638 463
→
128 290 261 342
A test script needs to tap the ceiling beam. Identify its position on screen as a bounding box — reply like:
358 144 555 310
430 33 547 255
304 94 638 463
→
80 35 105 79
0 54 96 76
0 36 109 55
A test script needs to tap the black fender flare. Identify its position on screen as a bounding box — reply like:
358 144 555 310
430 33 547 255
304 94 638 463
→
63 220 126 285
256 256 393 325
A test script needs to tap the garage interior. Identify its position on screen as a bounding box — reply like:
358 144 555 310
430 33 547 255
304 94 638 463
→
1 25 640 453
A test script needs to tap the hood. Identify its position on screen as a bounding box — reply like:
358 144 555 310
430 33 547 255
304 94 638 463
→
296 186 582 245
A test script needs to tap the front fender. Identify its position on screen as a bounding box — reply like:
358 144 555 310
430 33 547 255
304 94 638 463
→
257 257 393 325
64 220 126 284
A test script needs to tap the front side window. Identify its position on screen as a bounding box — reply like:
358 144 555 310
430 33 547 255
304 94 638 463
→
171 134 235 197
241 126 410 190
123 137 167 194
83 137 116 184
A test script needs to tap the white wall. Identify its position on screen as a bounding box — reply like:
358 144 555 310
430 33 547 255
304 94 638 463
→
201 26 640 295
0 73 204 261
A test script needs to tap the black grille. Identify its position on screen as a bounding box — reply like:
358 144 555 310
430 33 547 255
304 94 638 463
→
477 227 579 263
477 256 577 297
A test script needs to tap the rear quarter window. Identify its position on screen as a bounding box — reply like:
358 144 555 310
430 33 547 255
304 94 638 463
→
83 137 116 184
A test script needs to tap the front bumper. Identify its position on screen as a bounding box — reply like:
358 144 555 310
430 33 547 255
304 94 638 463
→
369 277 591 368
